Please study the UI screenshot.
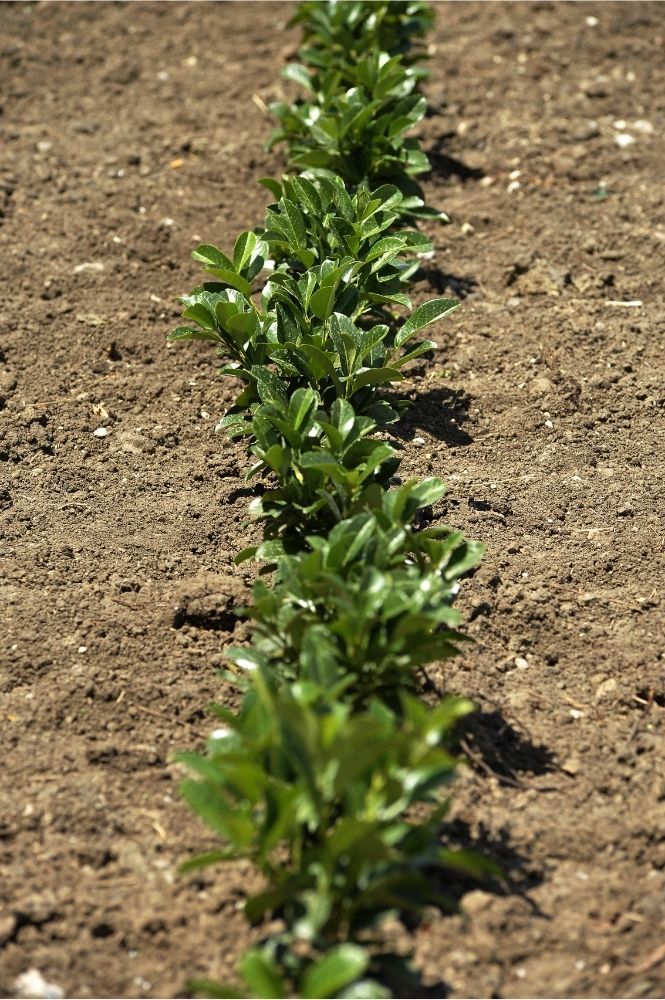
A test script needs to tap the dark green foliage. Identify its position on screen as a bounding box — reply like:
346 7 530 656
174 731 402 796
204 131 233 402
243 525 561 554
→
230 480 483 705
170 3 497 996
232 391 400 548
270 54 438 213
179 672 489 998
273 2 439 213
290 0 435 79
169 173 458 424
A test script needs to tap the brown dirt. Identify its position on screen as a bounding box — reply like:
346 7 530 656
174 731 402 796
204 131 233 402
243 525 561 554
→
1 2 664 998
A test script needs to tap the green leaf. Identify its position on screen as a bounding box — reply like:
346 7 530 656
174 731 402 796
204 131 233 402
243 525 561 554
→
282 62 314 91
395 299 459 347
301 945 370 999
233 231 258 272
192 244 234 271
182 303 217 330
351 367 403 393
259 176 283 200
393 339 437 368
204 269 253 297
251 366 288 403
310 282 338 321
240 949 285 999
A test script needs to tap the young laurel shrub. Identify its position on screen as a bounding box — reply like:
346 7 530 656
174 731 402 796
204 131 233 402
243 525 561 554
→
233 391 400 551
179 670 488 999
169 173 458 431
230 478 483 708
269 54 439 217
289 0 435 81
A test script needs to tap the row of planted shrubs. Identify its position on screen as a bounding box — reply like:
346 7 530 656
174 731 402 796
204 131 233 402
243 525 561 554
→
170 4 492 997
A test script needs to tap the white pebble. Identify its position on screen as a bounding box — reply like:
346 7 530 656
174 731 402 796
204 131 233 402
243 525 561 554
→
515 656 529 670
74 261 105 274
632 119 654 135
413 436 426 446
585 15 598 26
506 180 521 194
78 646 87 654
14 970 64 1000
614 133 635 148
93 427 109 438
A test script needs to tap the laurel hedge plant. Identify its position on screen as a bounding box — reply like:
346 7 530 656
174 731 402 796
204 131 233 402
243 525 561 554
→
169 2 493 996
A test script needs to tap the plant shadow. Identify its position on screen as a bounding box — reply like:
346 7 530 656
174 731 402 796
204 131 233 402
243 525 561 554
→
427 143 485 183
373 952 452 999
438 818 545 912
389 385 474 447
391 818 546 996
458 706 559 784
418 265 478 299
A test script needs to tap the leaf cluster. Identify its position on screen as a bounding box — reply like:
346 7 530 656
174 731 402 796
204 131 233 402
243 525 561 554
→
231 481 483 706
180 674 492 998
170 174 457 424
268 1 440 215
290 0 434 80
170 3 495 996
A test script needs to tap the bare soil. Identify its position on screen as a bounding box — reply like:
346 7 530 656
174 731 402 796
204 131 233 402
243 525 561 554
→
1 2 664 998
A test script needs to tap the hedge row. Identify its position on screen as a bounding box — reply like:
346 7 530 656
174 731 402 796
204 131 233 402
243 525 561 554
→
170 4 492 997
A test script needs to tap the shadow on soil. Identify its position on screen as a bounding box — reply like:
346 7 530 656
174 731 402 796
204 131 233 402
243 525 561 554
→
391 385 474 446
388 816 546 996
419 265 478 299
428 144 485 182
460 706 559 784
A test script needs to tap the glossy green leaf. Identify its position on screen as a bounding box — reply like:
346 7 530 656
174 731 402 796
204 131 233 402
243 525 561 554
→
301 945 370 999
395 298 459 347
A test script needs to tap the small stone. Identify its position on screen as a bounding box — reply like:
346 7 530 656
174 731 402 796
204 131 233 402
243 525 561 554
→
595 677 618 700
36 141 53 154
515 656 529 670
76 312 104 327
561 757 581 776
93 427 109 438
118 430 155 455
461 222 475 236
73 261 105 274
413 436 426 446
616 503 634 517
529 376 555 396
0 913 17 946
462 890 494 915
615 132 635 148
583 79 609 98
14 969 64 1000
